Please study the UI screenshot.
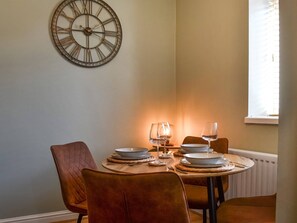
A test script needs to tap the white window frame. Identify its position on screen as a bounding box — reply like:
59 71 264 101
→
245 0 279 125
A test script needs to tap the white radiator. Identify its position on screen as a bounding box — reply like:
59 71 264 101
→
225 148 278 200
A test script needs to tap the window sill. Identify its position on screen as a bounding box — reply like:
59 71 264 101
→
244 116 279 125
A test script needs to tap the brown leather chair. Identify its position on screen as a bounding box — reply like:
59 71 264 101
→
82 169 195 223
181 136 229 223
217 194 276 223
50 141 97 223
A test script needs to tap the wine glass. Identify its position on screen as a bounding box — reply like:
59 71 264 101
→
159 122 172 155
149 122 171 165
201 122 218 153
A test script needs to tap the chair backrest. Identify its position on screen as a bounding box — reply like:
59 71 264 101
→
82 169 191 223
182 136 229 154
50 141 97 212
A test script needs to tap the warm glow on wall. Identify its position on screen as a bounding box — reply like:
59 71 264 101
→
175 115 203 144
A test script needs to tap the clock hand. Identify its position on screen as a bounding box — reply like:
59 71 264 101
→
91 23 103 30
71 25 86 32
92 30 118 37
72 25 93 36
92 31 105 34
86 15 90 29
71 29 85 32
92 32 103 39
78 25 105 35
86 36 89 49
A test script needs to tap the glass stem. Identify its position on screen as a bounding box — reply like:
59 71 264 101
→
208 140 211 153
156 143 160 162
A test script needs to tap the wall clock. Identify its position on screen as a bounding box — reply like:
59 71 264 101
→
50 0 122 68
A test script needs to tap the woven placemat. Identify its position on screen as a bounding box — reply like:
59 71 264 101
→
107 156 155 164
175 163 235 173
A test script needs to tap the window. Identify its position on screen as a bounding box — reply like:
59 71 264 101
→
245 0 279 125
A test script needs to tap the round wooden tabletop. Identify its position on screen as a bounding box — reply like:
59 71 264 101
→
101 152 254 178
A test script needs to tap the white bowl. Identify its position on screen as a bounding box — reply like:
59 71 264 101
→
115 147 148 158
184 153 224 165
180 144 209 153
180 148 213 154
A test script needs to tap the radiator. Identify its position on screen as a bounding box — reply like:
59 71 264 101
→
225 148 278 200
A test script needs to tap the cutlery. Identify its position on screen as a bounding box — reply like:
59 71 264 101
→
167 165 188 174
175 168 188 174
230 162 248 168
128 162 140 166
167 166 175 171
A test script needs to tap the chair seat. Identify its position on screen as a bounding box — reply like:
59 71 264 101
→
217 194 276 223
69 200 88 215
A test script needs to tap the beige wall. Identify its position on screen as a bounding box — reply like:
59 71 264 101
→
0 0 176 218
0 0 281 219
176 0 278 154
277 0 297 221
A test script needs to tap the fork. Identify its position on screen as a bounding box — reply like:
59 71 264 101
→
167 165 188 174
167 165 175 171
128 162 140 166
230 161 248 168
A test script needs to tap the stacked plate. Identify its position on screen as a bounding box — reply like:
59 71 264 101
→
181 153 226 168
180 144 212 153
112 147 150 160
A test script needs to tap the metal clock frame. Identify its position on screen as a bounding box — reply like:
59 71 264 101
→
51 0 122 68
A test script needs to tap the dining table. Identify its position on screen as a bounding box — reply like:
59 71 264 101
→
101 150 254 223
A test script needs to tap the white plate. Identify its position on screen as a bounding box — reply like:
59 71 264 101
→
184 153 224 165
115 147 148 158
180 148 213 154
181 158 227 168
111 153 151 160
180 144 209 153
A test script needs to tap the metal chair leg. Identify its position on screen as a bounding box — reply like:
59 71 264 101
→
203 209 207 223
77 214 84 223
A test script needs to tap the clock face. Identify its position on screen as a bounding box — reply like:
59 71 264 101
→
51 0 122 67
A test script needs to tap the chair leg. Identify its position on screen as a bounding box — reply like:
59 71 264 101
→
77 214 84 223
203 209 207 223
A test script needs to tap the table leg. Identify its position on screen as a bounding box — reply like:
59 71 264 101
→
207 177 217 223
216 176 225 204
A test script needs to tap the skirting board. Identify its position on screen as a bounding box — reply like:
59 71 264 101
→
0 210 78 223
